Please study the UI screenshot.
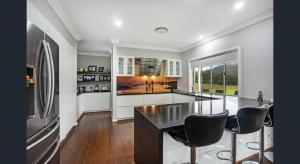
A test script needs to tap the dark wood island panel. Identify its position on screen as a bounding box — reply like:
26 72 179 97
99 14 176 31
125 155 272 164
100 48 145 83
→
134 110 163 164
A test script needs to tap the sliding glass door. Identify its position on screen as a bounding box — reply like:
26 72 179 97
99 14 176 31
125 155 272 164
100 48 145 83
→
225 62 238 96
192 62 238 96
201 66 211 93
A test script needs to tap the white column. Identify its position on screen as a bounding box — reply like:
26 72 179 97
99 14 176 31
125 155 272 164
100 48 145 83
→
110 39 119 122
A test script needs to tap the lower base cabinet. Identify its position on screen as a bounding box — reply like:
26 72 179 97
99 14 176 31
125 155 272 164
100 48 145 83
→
77 92 111 114
116 93 195 120
116 106 134 119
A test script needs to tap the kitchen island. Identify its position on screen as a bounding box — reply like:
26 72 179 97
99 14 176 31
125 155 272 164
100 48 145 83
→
134 97 271 164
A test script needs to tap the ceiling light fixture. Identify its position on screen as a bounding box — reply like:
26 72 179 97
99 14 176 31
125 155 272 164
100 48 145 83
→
233 1 244 11
114 20 122 27
155 27 168 34
198 35 204 40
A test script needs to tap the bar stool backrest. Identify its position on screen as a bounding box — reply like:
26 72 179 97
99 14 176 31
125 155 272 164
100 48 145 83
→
184 110 229 147
236 107 269 134
264 105 274 127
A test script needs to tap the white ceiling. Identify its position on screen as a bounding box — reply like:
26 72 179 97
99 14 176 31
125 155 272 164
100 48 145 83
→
58 0 273 53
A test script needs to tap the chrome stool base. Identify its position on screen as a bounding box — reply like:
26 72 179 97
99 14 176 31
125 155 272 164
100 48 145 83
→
246 142 260 150
216 150 232 161
242 161 259 164
264 151 273 162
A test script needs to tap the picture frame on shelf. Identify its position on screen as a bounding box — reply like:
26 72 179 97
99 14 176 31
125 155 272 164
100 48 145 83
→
88 65 97 72
98 67 104 72
83 75 95 81
77 75 83 81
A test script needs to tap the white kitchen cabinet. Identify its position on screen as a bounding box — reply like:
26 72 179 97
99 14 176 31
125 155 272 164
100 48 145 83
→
143 93 173 105
101 92 111 110
117 106 134 119
77 92 111 114
117 95 143 107
172 93 195 104
78 94 85 114
117 56 135 76
166 59 181 77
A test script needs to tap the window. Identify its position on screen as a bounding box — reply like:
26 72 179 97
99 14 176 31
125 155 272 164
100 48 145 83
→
191 50 238 96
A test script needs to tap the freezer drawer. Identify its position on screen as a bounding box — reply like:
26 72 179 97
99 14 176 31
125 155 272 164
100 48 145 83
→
27 121 59 164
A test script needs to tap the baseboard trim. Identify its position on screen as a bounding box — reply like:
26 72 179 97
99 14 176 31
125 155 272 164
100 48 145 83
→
59 125 77 149
237 147 273 164
117 118 134 123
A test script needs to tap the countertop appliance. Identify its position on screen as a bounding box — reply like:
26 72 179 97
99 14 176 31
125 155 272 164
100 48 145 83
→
27 21 60 164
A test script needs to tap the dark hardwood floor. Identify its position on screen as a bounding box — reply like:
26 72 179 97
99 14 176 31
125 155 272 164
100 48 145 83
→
60 112 273 164
60 112 134 164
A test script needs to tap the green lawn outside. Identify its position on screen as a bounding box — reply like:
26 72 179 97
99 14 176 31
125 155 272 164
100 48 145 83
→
193 83 238 96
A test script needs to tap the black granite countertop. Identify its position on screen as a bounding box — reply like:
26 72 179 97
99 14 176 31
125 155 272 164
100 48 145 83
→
77 90 111 96
134 97 269 131
117 91 172 96
116 90 219 99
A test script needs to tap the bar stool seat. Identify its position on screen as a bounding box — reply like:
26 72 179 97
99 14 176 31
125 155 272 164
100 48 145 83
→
168 129 189 146
168 110 229 164
245 105 274 163
216 106 269 164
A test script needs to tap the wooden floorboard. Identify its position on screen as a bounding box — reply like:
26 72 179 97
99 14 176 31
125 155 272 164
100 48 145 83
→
60 112 273 164
60 112 134 164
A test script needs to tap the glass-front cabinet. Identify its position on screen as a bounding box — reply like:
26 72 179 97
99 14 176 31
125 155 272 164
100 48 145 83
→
166 59 181 77
117 56 134 76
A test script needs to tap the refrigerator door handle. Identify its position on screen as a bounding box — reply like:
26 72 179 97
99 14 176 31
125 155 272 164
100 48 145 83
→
44 138 60 164
26 116 59 144
32 135 60 164
44 42 55 118
26 121 59 150
41 40 53 119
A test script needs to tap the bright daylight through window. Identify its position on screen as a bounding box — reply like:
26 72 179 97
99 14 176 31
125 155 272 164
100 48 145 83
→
192 50 238 96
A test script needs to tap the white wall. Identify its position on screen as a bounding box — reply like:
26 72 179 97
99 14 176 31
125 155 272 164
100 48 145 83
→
28 0 78 140
117 47 181 59
77 55 111 72
179 18 273 100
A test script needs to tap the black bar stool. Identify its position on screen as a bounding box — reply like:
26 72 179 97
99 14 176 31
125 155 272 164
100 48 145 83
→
168 110 229 164
245 105 274 163
263 104 274 162
216 106 269 164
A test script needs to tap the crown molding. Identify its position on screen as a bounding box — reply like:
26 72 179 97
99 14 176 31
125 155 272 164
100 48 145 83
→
117 42 181 53
78 50 110 57
180 9 273 53
47 0 82 41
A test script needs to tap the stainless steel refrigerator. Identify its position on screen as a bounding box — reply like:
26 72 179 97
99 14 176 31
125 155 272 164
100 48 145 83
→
26 21 60 164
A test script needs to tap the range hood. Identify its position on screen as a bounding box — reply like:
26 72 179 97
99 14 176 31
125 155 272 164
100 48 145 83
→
139 58 162 76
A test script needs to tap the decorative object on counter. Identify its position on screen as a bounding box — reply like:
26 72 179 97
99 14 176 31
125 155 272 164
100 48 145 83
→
98 67 104 72
88 65 97 72
95 75 99 81
78 67 86 72
83 75 95 81
77 75 83 81
94 84 99 92
257 91 264 101
101 86 109 91
99 75 103 81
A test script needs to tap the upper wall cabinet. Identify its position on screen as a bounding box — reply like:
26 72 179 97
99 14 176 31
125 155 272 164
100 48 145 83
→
118 56 135 76
166 59 181 77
